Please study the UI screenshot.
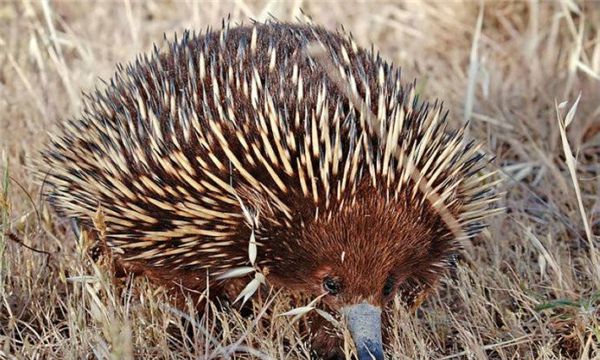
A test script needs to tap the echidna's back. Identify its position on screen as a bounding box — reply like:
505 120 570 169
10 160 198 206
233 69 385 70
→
41 22 392 270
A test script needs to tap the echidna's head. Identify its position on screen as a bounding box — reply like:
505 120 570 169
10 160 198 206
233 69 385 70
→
256 180 462 359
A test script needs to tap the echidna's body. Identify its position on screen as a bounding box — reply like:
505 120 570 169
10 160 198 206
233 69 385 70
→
42 21 499 359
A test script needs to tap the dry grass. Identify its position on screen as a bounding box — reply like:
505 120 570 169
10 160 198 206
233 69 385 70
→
1 0 600 359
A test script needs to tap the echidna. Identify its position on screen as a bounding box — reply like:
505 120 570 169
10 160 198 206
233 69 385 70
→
41 21 500 359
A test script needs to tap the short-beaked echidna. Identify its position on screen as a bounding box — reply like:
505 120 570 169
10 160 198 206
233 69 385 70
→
41 21 501 359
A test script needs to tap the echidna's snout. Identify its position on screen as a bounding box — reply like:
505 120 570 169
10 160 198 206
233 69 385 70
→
342 302 384 360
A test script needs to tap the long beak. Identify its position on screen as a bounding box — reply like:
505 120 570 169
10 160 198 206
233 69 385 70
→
342 302 384 360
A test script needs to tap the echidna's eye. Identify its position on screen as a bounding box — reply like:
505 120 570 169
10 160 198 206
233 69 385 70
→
323 277 342 295
383 277 395 297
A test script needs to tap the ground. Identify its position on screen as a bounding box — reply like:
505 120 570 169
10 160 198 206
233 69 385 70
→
0 1 599 359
